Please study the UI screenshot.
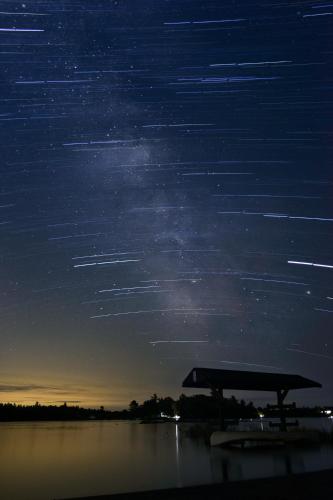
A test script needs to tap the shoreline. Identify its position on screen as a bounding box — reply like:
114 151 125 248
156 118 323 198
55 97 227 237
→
58 468 333 500
0 415 330 423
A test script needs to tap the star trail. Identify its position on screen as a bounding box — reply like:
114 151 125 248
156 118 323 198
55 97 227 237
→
0 0 332 408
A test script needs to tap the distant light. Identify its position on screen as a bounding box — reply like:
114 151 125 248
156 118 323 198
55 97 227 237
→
259 413 264 418
160 412 180 421
325 409 332 415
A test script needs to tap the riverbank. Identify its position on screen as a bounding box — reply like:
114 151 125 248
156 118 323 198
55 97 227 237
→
59 468 333 500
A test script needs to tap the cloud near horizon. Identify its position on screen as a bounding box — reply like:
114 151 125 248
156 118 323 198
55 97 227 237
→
0 382 88 394
0 384 52 393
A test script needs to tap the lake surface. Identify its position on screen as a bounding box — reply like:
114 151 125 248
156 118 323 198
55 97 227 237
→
0 419 332 500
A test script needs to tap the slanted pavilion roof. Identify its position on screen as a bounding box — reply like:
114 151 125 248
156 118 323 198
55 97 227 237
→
182 367 321 392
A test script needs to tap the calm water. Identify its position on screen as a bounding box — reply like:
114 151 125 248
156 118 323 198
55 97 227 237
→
0 419 332 500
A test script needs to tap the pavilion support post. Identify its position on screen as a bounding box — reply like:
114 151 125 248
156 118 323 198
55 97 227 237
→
277 389 289 432
217 387 225 431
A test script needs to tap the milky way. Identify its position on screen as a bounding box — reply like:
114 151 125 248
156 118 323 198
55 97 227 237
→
1 1 332 407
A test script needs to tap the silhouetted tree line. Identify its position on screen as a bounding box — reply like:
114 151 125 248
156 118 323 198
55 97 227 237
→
0 395 327 422
0 402 129 421
129 393 257 420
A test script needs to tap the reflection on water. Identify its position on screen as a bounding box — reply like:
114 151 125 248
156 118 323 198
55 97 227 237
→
0 420 332 500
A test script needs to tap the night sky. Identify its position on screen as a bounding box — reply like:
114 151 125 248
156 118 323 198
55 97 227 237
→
1 0 332 408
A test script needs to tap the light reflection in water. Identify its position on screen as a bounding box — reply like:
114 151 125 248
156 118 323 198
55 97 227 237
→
0 420 332 500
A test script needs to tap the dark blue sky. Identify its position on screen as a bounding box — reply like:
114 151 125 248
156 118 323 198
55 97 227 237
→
1 0 332 408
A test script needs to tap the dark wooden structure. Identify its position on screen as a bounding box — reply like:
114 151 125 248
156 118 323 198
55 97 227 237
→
182 368 321 431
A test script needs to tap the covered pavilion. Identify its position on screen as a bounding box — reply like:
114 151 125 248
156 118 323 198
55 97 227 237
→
182 367 322 431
